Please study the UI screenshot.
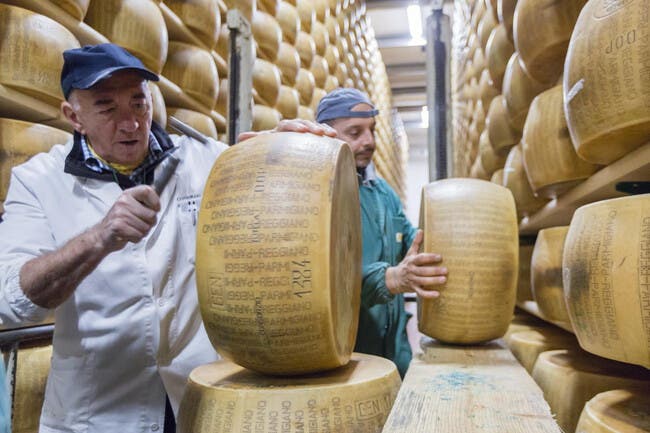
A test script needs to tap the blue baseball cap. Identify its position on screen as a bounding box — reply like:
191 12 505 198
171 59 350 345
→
316 88 379 123
60 43 159 99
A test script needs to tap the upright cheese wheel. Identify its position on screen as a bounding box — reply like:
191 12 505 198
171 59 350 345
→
564 195 650 368
502 53 552 133
310 87 327 113
50 0 90 20
314 0 329 22
507 328 579 373
485 24 514 91
514 0 585 85
165 0 220 49
85 0 168 74
196 132 361 374
215 22 229 61
0 119 71 214
162 42 219 110
564 0 650 165
478 7 497 51
178 353 401 432
490 168 504 185
311 20 329 57
298 104 315 120
324 74 339 92
324 44 340 75
252 10 282 63
576 389 650 433
503 311 552 343
325 14 340 45
521 85 600 199
276 1 300 44
296 30 316 69
498 0 516 41
532 349 650 433
13 344 52 433
275 85 300 119
418 178 518 344
472 48 486 80
310 55 329 89
478 69 499 110
471 0 486 32
516 241 535 306
252 58 281 107
503 145 548 220
296 0 315 33
486 95 520 156
479 129 506 175
531 226 571 326
0 4 80 105
469 156 490 180
251 105 282 131
166 108 218 140
215 78 228 117
277 42 301 86
257 0 279 15
295 68 316 106
148 82 167 129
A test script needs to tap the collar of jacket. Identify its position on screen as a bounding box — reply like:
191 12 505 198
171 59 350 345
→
357 162 378 187
64 122 176 190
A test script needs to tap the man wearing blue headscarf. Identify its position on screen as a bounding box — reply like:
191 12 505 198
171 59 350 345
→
317 88 448 377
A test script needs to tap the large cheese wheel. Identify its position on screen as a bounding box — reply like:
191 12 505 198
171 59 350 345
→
1 119 71 214
507 328 579 373
296 0 315 33
13 344 52 433
576 389 650 433
532 349 650 433
490 168 504 186
502 53 552 133
276 1 300 44
469 156 490 180
471 0 487 32
215 78 228 117
478 69 499 110
162 42 219 110
148 82 167 129
165 0 220 49
50 0 90 20
275 85 300 119
296 30 316 69
252 58 281 107
252 10 282 63
251 105 282 131
324 74 339 92
325 14 340 46
215 22 229 61
295 67 315 106
479 129 507 175
310 87 327 113
196 132 361 374
167 108 218 140
477 8 497 51
328 0 340 16
298 104 315 121
314 0 330 22
257 0 280 15
564 0 650 165
0 4 80 105
485 24 514 91
486 95 520 156
311 20 329 57
324 44 340 75
563 195 650 368
277 42 301 86
85 0 167 74
516 241 535 306
418 178 518 344
498 0 516 41
503 144 548 220
514 0 585 85
178 353 400 432
310 55 329 89
521 85 600 199
472 48 486 81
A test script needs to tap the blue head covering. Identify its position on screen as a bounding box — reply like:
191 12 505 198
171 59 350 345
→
316 88 379 123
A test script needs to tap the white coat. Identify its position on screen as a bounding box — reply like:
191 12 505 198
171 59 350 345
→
0 135 226 432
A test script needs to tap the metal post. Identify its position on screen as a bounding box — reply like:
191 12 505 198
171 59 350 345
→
227 10 253 146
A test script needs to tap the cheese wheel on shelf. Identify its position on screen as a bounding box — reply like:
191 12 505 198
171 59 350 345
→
516 241 535 306
311 20 329 57
507 328 579 373
148 82 167 129
50 0 90 20
472 48 486 81
178 353 400 432
503 144 548 220
275 85 300 119
514 0 585 85
314 0 329 22
498 0 516 41
257 0 280 15
324 44 340 75
166 108 218 140
328 0 340 16
252 58 281 107
469 155 490 180
324 75 339 92
13 344 52 433
576 389 650 433
0 4 80 106
563 195 650 368
477 8 497 51
521 85 600 199
295 67 315 106
310 55 329 89
478 69 499 111
252 10 282 63
196 132 361 374
564 0 650 165
418 178 518 344
532 349 650 433
296 30 316 69
485 24 513 91
251 104 282 131
296 0 315 33
276 1 300 44
479 129 506 175
215 78 228 117
471 0 486 32
310 87 327 114
223 0 253 23
165 0 220 49
503 310 552 343
85 0 167 74
490 168 504 185
298 104 315 121
486 95 520 156
325 15 340 46
215 22 229 61
277 42 301 87
162 42 219 110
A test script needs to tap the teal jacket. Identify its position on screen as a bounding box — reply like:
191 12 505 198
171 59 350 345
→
356 169 417 378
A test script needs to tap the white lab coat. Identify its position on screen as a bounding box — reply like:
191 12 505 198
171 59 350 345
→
0 135 226 432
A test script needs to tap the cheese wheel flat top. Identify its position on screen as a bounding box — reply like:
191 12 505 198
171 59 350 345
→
577 389 650 433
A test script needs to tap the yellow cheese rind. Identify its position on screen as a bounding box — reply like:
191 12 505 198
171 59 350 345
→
13 344 52 433
196 133 361 375
162 42 219 110
253 58 282 107
507 328 578 373
418 178 518 344
576 389 650 433
165 0 220 49
166 108 218 139
251 105 282 131
50 0 90 20
563 195 650 368
275 85 300 119
277 42 301 87
503 144 548 220
252 10 282 62
516 242 535 306
295 68 316 106
486 95 520 156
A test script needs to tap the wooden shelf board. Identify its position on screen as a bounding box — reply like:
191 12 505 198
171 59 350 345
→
0 84 71 132
382 338 562 433
517 300 574 334
519 142 650 234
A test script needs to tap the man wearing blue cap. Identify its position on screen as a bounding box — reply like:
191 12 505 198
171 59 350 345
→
0 43 334 432
317 88 448 378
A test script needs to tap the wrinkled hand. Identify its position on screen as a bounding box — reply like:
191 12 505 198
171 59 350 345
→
92 185 161 253
237 119 337 142
385 230 447 299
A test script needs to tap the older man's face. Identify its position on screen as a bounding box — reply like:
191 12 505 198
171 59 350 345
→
62 70 153 167
328 103 376 169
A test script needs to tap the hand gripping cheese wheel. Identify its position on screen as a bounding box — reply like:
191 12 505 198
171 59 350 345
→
516 241 535 306
277 42 301 86
0 4 80 106
521 85 600 199
148 82 167 130
532 349 650 433
162 42 219 110
277 1 300 44
50 0 90 20
166 108 218 139
165 0 220 49
177 353 401 433
196 133 361 375
0 119 71 214
295 67 316 106
507 328 579 373
563 195 650 368
485 24 514 91
503 144 548 220
85 0 168 74
514 0 586 85
418 178 518 344
486 95 520 156
564 0 650 164
251 105 282 131
252 58 282 107
252 10 282 63
576 389 650 433
275 85 300 119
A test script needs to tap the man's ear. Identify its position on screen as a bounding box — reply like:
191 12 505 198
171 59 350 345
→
61 100 85 134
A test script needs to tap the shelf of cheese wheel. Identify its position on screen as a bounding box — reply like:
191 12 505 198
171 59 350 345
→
178 353 401 433
486 95 520 158
195 133 361 375
0 118 71 215
521 85 601 199
166 108 219 140
419 178 518 344
312 20 329 57
503 310 554 342
503 145 549 221
513 0 585 85
532 348 650 433
485 24 513 91
252 10 282 63
252 58 281 107
277 42 300 86
277 1 299 45
295 67 315 107
506 327 579 373
11 343 52 433
563 195 650 369
275 85 300 119
576 389 650 433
